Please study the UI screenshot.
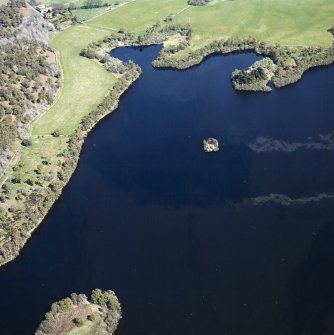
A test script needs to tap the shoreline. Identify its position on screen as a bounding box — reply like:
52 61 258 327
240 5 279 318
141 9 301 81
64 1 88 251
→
152 37 334 91
0 22 334 267
0 56 141 267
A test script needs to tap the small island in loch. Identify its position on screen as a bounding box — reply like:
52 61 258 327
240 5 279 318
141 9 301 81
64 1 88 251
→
203 138 219 152
35 289 121 335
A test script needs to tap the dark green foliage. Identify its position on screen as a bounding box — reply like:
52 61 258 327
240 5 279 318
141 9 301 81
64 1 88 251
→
0 119 17 152
25 178 33 186
51 129 61 137
165 14 174 22
136 21 192 46
82 0 103 9
328 27 334 35
80 47 95 59
188 0 211 5
90 289 121 333
73 317 85 326
232 67 267 85
21 139 32 147
2 183 10 194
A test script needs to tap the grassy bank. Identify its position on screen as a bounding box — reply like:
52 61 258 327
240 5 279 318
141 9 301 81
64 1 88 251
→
33 26 116 135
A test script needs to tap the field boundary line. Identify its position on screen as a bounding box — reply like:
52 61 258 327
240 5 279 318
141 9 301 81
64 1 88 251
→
84 0 137 24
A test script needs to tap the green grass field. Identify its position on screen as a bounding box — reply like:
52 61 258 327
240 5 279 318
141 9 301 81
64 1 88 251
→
88 0 334 47
87 0 187 32
72 7 109 21
33 25 116 135
175 0 334 48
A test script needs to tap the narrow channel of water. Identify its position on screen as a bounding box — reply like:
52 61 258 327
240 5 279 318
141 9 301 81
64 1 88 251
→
0 45 334 335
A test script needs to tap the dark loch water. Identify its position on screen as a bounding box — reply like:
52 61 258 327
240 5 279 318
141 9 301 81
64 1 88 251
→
1 45 334 335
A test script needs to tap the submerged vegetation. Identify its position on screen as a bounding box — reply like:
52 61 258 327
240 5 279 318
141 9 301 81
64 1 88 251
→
36 289 121 335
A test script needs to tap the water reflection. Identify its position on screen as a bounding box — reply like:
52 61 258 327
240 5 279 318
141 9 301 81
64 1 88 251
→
240 193 334 206
249 134 334 153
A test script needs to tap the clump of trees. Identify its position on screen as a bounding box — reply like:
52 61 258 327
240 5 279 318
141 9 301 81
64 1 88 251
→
51 129 61 137
36 290 121 335
0 120 17 153
153 37 260 69
82 0 105 9
61 0 113 11
135 21 192 46
0 0 25 38
80 21 193 72
91 289 122 333
232 58 277 91
188 0 212 5
21 139 32 147
233 67 267 84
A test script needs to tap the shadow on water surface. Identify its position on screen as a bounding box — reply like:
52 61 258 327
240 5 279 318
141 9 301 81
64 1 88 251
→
0 45 334 335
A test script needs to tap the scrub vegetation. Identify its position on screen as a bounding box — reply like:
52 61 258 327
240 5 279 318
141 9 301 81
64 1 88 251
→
0 0 334 266
0 0 60 163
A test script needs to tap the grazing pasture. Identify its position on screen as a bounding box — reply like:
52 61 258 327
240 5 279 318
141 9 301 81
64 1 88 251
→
89 0 334 48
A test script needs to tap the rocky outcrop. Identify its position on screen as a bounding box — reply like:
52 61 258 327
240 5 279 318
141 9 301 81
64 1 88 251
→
17 12 55 45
